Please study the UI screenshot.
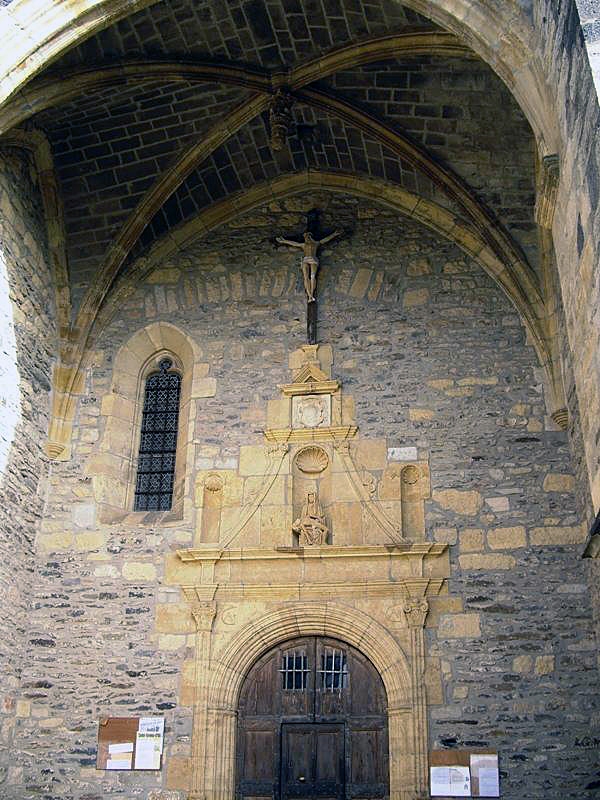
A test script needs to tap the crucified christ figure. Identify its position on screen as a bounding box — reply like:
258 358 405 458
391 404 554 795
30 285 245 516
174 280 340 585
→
276 229 342 302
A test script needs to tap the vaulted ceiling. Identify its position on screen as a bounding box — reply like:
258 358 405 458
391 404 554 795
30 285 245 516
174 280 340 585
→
1 0 540 358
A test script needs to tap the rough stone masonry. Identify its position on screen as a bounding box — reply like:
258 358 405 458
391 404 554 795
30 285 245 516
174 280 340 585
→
7 194 594 799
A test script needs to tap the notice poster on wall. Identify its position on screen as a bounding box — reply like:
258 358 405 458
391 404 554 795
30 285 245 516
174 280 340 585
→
470 753 500 797
429 749 499 798
97 717 165 770
430 765 471 796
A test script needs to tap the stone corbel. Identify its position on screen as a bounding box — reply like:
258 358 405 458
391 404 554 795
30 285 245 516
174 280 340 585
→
190 601 217 632
183 585 218 631
535 153 560 229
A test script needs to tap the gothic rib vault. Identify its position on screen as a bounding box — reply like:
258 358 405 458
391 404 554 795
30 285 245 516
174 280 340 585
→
12 9 561 461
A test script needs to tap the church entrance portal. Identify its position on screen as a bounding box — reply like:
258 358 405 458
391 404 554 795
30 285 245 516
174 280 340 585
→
236 636 390 799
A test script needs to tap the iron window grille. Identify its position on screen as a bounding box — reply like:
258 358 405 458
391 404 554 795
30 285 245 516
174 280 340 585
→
280 650 309 691
319 647 348 691
134 358 181 511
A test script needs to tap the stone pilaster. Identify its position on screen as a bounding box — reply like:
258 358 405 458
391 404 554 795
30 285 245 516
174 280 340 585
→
404 595 430 798
185 587 217 800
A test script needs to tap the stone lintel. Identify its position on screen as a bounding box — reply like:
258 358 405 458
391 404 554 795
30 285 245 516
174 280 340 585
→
264 424 358 442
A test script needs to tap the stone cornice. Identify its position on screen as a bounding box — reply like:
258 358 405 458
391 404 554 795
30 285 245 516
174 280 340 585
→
177 542 448 563
179 577 445 602
264 424 358 443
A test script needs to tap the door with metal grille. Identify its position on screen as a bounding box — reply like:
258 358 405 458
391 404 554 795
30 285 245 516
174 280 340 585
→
236 636 389 800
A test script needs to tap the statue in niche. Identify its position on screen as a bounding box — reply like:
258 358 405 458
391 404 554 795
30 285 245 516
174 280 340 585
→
292 491 329 546
276 229 342 302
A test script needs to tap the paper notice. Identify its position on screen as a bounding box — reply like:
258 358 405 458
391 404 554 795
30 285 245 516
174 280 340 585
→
431 766 453 795
106 757 132 770
134 732 162 769
479 768 500 796
430 765 471 797
108 742 134 755
139 717 165 735
471 754 500 797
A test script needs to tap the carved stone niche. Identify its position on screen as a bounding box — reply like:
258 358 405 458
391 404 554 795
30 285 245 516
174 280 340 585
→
292 444 331 546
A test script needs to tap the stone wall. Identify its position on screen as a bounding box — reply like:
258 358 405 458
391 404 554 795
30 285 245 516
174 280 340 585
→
20 195 599 799
537 0 600 516
0 147 56 791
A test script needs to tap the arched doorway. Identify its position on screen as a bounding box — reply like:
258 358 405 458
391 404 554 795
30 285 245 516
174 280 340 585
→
236 635 389 800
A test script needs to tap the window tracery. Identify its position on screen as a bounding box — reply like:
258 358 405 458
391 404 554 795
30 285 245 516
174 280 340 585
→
134 357 181 511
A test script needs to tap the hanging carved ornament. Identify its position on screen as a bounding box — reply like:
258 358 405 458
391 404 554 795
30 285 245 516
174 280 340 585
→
361 469 377 496
269 89 294 151
204 474 224 492
294 445 329 474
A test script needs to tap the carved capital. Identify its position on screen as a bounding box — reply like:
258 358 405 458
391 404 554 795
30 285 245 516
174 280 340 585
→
403 598 429 628
191 601 217 632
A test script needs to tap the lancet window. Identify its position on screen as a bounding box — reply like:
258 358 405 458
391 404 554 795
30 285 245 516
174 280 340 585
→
134 357 181 511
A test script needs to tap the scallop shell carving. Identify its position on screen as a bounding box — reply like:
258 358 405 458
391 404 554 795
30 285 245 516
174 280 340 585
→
294 445 329 474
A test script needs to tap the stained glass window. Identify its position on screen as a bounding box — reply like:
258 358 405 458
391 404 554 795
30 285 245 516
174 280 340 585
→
134 358 181 511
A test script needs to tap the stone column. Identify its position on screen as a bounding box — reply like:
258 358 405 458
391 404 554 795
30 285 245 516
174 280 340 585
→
404 596 430 798
187 589 217 800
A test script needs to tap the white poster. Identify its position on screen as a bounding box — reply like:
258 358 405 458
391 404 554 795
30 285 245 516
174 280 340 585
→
108 742 134 755
139 717 165 735
471 754 500 797
106 757 132 770
430 765 471 796
134 732 162 770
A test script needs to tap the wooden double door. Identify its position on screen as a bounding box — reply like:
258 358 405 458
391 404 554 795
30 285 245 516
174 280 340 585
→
236 636 389 800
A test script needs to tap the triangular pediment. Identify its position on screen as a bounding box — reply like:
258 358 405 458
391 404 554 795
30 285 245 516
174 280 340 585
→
293 362 330 385
279 363 340 397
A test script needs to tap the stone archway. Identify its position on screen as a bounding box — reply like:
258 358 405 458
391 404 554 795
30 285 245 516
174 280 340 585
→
186 600 425 800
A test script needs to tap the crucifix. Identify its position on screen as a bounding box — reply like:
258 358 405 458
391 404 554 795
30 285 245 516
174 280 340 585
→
276 210 342 344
